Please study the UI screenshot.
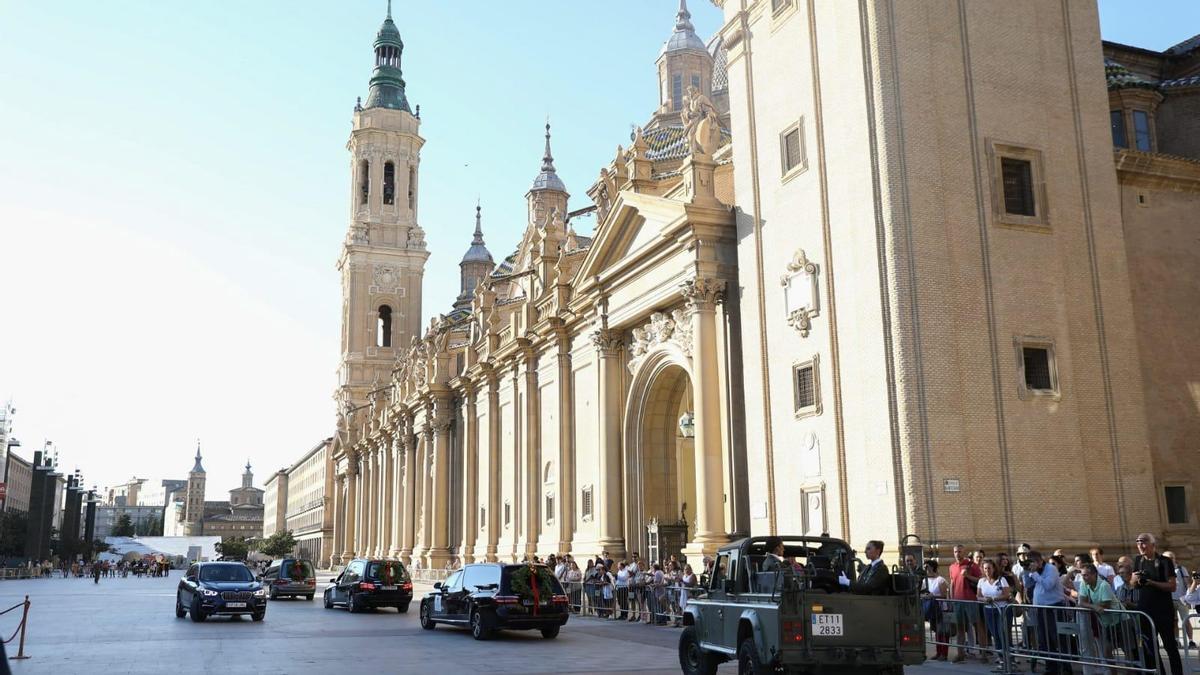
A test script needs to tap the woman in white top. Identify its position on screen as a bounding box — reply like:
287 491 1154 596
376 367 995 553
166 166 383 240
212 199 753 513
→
922 559 950 660
976 559 1012 662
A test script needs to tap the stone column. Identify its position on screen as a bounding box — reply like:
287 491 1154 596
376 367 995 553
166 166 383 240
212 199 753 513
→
427 404 453 567
341 454 358 563
375 444 386 556
591 327 626 556
331 473 345 568
485 372 501 561
400 434 416 563
556 331 574 554
413 430 430 562
522 355 540 559
389 435 403 557
681 278 728 555
460 384 478 563
381 440 394 557
365 446 378 557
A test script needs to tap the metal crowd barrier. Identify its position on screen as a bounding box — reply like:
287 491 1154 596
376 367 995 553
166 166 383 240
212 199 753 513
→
921 598 1160 674
409 568 451 584
1185 612 1199 674
1 595 32 660
559 580 703 626
0 569 35 581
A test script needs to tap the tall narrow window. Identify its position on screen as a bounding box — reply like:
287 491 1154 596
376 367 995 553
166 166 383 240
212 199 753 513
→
691 74 701 92
1133 110 1152 151
1001 158 1036 217
407 167 416 209
377 305 392 347
672 74 683 112
1165 486 1188 524
383 161 395 205
1022 347 1052 391
581 485 594 520
359 160 370 205
782 125 804 175
1110 110 1128 148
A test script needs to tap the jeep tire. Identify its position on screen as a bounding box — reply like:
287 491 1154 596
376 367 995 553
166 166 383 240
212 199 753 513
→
737 637 769 675
189 598 207 623
678 625 719 675
470 609 492 640
419 600 436 630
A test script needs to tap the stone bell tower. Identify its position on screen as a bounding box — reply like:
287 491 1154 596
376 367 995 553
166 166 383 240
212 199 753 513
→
336 1 429 416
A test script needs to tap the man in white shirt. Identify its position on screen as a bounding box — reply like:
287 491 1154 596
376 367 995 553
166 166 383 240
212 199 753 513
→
1091 547 1116 584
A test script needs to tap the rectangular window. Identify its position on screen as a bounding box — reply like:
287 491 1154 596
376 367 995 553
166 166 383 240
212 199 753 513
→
772 0 793 13
1166 486 1188 524
544 494 554 524
581 485 594 520
691 74 701 92
781 121 806 177
1133 110 1152 151
1022 347 1053 391
1110 110 1128 148
672 75 683 112
1001 158 1036 217
503 501 511 528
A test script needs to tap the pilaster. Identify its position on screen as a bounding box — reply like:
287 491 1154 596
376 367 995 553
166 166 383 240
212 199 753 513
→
591 326 627 557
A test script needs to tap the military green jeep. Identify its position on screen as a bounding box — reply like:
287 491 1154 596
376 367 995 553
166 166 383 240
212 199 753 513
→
679 536 925 674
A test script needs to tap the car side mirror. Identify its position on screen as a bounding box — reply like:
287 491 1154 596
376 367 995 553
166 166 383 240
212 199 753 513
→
433 582 442 590
256 575 263 582
722 579 736 593
328 578 337 584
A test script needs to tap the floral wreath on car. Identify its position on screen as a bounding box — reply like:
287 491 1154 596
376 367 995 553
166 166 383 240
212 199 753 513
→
509 565 557 599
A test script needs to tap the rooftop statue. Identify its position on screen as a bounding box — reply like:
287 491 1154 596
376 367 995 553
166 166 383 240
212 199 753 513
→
683 85 721 158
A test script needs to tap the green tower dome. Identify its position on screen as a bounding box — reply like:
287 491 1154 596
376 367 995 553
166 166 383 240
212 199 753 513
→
364 1 411 112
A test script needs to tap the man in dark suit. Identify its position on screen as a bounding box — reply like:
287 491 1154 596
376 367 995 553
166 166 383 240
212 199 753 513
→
761 536 787 573
846 540 891 595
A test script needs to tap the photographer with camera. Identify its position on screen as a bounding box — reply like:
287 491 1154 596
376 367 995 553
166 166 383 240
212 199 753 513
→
1132 533 1183 675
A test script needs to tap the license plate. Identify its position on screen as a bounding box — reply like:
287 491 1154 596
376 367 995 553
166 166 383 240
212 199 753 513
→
226 602 247 608
811 613 844 636
381 585 397 591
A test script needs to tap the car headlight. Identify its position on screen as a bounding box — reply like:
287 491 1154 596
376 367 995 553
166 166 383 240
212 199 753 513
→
202 589 219 597
253 588 266 597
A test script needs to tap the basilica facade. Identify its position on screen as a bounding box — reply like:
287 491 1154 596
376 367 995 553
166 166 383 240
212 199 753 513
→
322 1 1200 568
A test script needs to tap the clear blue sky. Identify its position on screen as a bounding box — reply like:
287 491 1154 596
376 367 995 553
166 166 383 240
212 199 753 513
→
0 1 1195 496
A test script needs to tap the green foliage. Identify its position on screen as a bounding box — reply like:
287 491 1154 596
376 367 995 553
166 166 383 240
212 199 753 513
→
0 510 28 557
258 530 297 559
91 540 111 555
134 515 162 537
215 537 249 560
111 514 135 537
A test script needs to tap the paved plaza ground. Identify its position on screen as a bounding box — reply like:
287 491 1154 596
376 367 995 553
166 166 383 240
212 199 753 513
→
0 571 1011 674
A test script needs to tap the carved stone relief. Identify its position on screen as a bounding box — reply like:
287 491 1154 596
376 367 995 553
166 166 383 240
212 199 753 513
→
627 308 693 373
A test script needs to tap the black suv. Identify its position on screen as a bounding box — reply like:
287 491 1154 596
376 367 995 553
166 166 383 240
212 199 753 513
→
419 563 569 640
176 561 267 622
324 558 413 613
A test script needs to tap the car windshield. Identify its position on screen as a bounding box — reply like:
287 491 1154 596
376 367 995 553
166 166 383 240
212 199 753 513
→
503 565 561 599
283 560 314 580
200 565 254 583
367 561 408 584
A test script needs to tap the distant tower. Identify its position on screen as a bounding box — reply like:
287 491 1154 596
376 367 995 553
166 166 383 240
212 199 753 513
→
455 203 494 310
242 460 254 488
336 0 429 418
526 123 569 227
652 0 713 129
184 442 207 536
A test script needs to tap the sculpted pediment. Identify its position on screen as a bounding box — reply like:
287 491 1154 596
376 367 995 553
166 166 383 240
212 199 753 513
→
574 192 688 285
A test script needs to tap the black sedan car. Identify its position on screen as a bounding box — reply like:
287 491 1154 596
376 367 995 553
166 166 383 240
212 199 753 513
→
175 562 266 622
324 558 413 613
419 563 569 640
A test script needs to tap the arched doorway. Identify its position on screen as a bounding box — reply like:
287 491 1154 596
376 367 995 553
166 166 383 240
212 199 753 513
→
624 350 697 564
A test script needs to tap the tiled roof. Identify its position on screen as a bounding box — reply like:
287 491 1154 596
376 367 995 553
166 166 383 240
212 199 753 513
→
1165 33 1200 56
708 34 728 93
491 252 516 277
1162 74 1200 89
1105 58 1158 90
642 125 732 161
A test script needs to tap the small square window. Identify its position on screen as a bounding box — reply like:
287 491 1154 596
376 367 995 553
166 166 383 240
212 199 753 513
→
1001 158 1036 217
581 485 594 521
1022 348 1052 390
1110 110 1128 148
1165 486 1188 524
780 121 806 178
772 0 793 13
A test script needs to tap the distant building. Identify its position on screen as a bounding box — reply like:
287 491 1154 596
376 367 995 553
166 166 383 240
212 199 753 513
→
94 504 164 539
262 440 332 563
3 450 32 515
174 446 264 539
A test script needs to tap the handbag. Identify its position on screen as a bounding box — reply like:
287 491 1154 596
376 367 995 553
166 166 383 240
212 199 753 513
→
937 613 958 638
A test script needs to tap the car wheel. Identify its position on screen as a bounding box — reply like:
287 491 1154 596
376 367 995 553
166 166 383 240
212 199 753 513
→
419 600 436 630
189 599 207 623
348 593 364 614
268 587 277 601
306 594 314 601
174 596 186 619
540 624 560 639
737 637 769 675
397 602 410 614
251 611 265 622
678 625 719 675
471 609 492 641
323 591 333 609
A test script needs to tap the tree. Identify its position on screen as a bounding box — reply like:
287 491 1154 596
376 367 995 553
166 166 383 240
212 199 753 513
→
0 510 28 558
135 515 162 537
258 530 297 559
215 537 249 561
111 514 135 537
